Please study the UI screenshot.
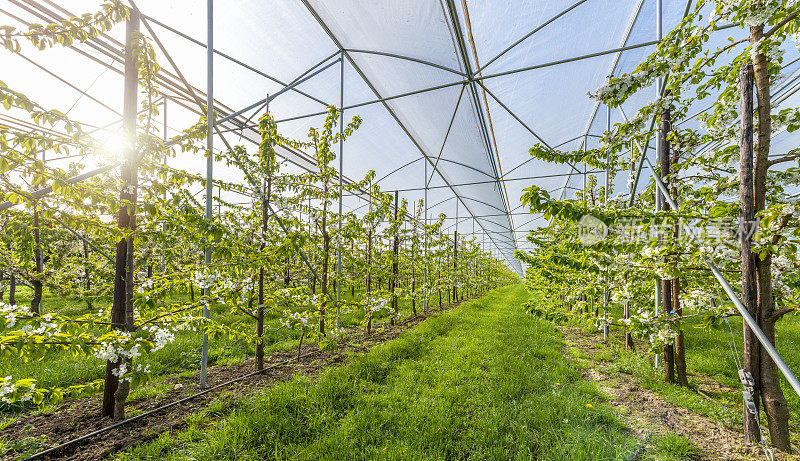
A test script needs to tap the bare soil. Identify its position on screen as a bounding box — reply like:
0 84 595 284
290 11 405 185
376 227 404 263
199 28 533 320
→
560 325 798 461
0 303 461 461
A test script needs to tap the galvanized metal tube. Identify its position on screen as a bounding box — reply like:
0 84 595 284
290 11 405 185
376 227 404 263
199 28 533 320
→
199 0 213 389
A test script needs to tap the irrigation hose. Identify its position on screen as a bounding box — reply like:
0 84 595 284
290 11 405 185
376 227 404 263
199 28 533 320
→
23 307 448 460
23 349 319 461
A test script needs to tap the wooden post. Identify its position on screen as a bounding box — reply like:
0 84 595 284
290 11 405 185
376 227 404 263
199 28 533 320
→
659 98 675 385
366 188 373 333
256 175 272 371
391 190 399 324
452 231 457 302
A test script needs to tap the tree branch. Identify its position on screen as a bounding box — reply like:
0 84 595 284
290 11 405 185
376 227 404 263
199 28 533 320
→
768 154 799 167
768 306 800 323
764 11 799 39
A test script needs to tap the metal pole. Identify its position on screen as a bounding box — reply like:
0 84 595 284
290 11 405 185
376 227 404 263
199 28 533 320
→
455 199 459 233
604 101 610 340
200 0 213 389
162 99 167 274
642 153 800 398
336 52 344 328
605 103 610 201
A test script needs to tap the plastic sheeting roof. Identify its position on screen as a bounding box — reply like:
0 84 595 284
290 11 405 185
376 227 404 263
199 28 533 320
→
4 0 800 276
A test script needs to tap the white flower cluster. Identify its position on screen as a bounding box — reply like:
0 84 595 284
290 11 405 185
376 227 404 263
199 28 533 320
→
648 327 678 346
594 71 655 102
720 0 781 27
0 375 39 404
702 93 739 139
19 313 61 337
328 327 346 339
0 301 31 329
192 270 219 289
0 375 14 403
610 282 634 303
283 310 312 330
135 363 151 374
112 362 129 378
364 295 389 313
93 331 137 364
751 36 784 64
682 288 711 311
142 324 176 351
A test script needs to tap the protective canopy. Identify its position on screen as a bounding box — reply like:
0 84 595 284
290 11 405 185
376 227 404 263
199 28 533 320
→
4 0 799 275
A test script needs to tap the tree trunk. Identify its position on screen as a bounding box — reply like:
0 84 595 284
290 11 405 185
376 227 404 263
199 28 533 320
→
320 183 329 338
661 97 689 387
623 300 635 350
104 11 139 420
672 278 688 386
8 243 15 305
751 25 791 452
30 204 43 315
739 62 762 443
83 238 92 310
256 176 272 371
438 269 442 310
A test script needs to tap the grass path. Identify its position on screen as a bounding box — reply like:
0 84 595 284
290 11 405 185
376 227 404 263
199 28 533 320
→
120 284 636 460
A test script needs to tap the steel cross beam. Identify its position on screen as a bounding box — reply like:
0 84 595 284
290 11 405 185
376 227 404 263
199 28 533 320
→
444 0 520 270
298 0 517 269
14 0 322 173
427 83 467 187
140 13 329 107
557 0 646 201
475 0 589 74
344 48 465 77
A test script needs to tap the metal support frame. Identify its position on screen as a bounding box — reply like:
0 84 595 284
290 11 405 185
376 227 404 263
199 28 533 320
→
445 0 519 271
298 0 517 272
556 0 646 201
336 51 344 328
141 13 329 106
475 0 589 74
427 83 467 187
9 0 755 278
199 0 212 390
345 48 465 77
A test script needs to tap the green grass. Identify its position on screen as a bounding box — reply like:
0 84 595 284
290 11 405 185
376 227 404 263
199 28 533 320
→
680 314 800 431
582 298 800 435
607 344 740 428
117 284 637 460
646 433 700 461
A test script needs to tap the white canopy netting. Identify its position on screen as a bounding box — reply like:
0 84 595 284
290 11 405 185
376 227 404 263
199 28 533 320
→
2 0 799 275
